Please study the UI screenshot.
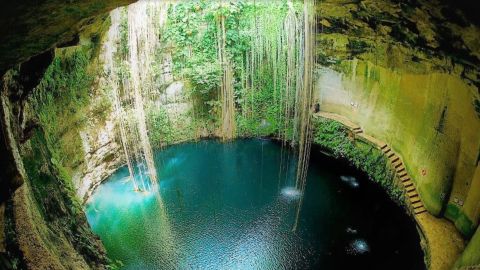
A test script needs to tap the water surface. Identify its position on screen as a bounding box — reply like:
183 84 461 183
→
85 139 424 269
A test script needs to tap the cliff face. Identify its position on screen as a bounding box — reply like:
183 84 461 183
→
73 54 196 203
0 0 136 75
316 0 480 235
0 1 137 268
75 117 123 203
315 1 480 269
317 62 479 236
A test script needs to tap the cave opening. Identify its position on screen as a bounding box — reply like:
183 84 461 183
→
0 0 479 269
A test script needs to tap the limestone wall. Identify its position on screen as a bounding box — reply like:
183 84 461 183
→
73 77 195 203
75 117 123 203
455 226 480 269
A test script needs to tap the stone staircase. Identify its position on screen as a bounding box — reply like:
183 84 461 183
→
352 126 363 135
314 112 427 216
314 113 466 269
380 144 427 215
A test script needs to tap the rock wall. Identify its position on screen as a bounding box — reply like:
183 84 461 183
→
57 1 480 269
73 39 195 203
73 82 196 204
74 76 197 203
0 8 128 268
455 226 480 269
75 117 123 203
0 0 136 74
0 79 110 269
315 0 480 241
316 60 480 237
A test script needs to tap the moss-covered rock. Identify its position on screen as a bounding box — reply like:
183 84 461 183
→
454 226 480 269
0 0 136 75
316 59 480 238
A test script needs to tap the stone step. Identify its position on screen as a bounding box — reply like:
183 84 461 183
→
380 144 388 150
354 129 363 134
410 197 420 203
414 207 427 215
399 172 408 178
400 176 410 182
403 182 413 188
396 167 406 174
394 162 403 169
407 191 418 198
413 205 424 211
405 183 415 190
384 148 391 154
390 157 400 164
387 152 395 158
388 153 400 161
412 201 423 209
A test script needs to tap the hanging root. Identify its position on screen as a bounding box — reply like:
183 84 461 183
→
293 0 317 232
217 7 237 141
105 1 167 192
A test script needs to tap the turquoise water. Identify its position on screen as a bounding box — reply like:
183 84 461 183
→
85 139 424 269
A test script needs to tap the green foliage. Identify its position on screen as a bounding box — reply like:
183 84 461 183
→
161 0 296 137
119 8 129 58
183 60 222 96
313 118 403 203
161 1 257 123
3 200 26 270
22 129 107 267
147 107 175 146
107 259 124 270
235 80 282 137
18 22 110 267
347 39 370 56
30 48 94 171
147 106 198 147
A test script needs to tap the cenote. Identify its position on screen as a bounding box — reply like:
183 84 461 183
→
85 139 424 269
2 0 479 269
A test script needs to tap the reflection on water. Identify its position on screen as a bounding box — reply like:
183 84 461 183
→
280 187 302 200
85 139 424 270
340 175 360 188
348 239 370 255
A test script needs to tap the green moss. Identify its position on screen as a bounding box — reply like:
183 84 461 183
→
455 214 474 238
445 203 461 221
454 226 480 269
19 26 109 268
22 129 107 267
312 117 403 203
418 182 444 217
29 37 101 171
3 200 26 270
347 39 370 56
444 203 476 236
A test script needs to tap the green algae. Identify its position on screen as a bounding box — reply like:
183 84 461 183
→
454 226 480 269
